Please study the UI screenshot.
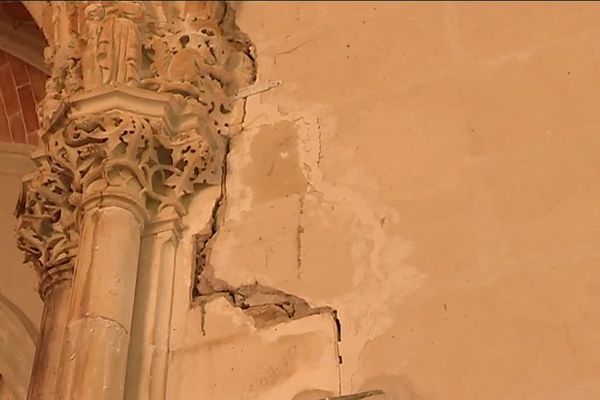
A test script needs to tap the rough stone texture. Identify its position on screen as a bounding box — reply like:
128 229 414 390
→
191 2 600 399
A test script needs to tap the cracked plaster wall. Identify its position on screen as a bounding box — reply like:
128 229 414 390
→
170 2 600 400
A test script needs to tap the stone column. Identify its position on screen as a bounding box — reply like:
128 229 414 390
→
16 162 78 400
26 279 71 400
125 223 181 400
16 1 255 398
57 188 146 399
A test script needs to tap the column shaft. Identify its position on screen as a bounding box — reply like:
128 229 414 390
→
27 280 71 400
125 230 178 400
57 205 142 400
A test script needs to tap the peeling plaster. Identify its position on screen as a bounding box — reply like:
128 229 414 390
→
200 99 426 392
194 279 339 331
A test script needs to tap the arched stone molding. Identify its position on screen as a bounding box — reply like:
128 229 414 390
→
0 2 48 74
19 2 51 42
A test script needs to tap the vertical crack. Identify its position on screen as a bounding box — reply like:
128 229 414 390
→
296 194 305 279
316 117 323 167
190 137 230 301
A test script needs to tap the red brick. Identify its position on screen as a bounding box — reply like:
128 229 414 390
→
0 96 10 143
27 131 39 145
0 64 19 115
0 50 8 68
26 64 47 103
18 85 38 133
8 54 30 87
8 112 26 143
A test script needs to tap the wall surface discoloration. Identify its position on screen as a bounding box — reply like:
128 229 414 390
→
183 2 600 399
244 121 307 205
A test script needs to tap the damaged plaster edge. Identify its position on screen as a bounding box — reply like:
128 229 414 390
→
188 1 258 302
192 280 342 338
188 121 342 339
234 79 283 99
185 3 342 361
186 106 345 353
169 297 341 362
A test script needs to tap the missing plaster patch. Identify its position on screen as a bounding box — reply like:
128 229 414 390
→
194 254 340 332
187 9 339 340
242 120 308 205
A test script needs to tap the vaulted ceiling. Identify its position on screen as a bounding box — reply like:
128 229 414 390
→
0 2 47 145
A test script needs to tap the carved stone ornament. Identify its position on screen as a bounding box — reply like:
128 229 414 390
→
44 108 216 216
15 159 77 299
16 1 256 298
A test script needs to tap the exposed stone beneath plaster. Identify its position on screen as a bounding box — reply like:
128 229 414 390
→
195 279 338 330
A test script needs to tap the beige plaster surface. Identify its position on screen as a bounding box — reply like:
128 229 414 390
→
193 2 600 399
0 142 40 399
0 143 40 323
167 299 340 400
6 2 600 400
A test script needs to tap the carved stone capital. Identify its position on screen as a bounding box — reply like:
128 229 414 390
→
16 1 256 299
15 161 77 299
40 1 255 135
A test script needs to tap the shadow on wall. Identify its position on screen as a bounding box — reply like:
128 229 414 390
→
291 376 415 400
358 375 416 400
0 293 38 342
0 293 38 399
293 389 335 400
293 385 409 400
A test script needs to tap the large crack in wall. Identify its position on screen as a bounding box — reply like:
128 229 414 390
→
188 3 342 339
192 197 341 333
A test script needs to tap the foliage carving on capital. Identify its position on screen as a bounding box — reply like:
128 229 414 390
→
44 111 216 215
15 162 77 298
18 1 257 294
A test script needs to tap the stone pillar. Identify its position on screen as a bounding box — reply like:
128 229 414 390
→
16 1 255 398
16 162 77 400
125 223 181 400
57 190 145 399
26 280 71 400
